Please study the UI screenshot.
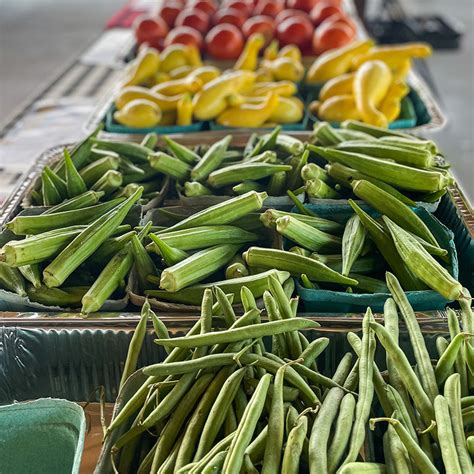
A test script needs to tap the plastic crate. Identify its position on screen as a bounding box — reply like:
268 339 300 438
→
0 398 85 474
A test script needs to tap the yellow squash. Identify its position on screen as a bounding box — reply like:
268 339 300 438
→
269 96 304 124
352 43 432 69
216 93 279 128
189 66 221 84
234 33 265 71
193 71 255 121
264 57 304 82
318 95 360 122
379 81 409 122
176 93 193 126
354 60 392 127
114 99 162 128
168 65 196 79
391 59 411 82
185 45 203 67
248 81 297 97
306 40 374 83
263 40 279 61
115 87 183 112
152 76 202 96
254 68 274 82
123 48 160 87
160 45 190 73
278 45 302 62
319 73 355 101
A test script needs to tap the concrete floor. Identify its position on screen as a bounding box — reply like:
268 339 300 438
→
0 0 473 203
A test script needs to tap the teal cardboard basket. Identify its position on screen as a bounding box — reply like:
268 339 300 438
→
105 104 207 134
290 204 459 313
0 399 85 474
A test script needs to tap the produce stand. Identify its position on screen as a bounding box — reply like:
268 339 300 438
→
1 0 473 473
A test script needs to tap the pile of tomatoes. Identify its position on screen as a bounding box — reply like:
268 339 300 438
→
134 0 357 59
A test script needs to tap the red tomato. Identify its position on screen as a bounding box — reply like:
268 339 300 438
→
275 9 311 24
254 0 285 18
242 15 275 42
175 9 210 34
157 3 182 28
205 24 244 59
134 16 169 45
213 8 248 28
286 0 319 13
277 16 313 47
320 13 357 35
310 2 343 26
312 22 353 54
222 0 253 15
165 26 204 49
188 0 218 16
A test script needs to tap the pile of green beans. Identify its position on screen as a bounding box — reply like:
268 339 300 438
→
105 273 473 473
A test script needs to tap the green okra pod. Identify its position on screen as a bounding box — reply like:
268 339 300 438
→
191 135 232 182
148 151 191 181
42 190 104 214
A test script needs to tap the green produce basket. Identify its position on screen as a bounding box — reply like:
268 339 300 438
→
105 104 207 134
291 205 459 313
0 398 85 474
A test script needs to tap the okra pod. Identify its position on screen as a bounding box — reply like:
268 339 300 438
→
267 171 286 196
225 256 249 280
131 234 157 292
148 152 191 181
352 180 439 247
183 181 213 197
191 135 232 182
266 133 304 155
342 214 367 276
285 149 309 191
301 162 328 182
311 121 344 146
41 170 62 205
18 264 42 289
43 166 68 199
91 170 123 196
260 209 342 234
243 247 357 285
163 136 200 164
305 178 340 199
348 273 388 293
341 120 416 139
232 181 264 195
380 135 438 154
149 234 189 266
43 188 142 288
80 155 120 186
0 262 27 296
27 285 88 307
145 269 290 305
163 191 267 233
384 217 463 300
63 149 88 197
6 199 124 235
42 190 104 214
91 138 151 162
160 244 240 292
275 215 342 252
336 142 435 168
88 230 136 266
309 145 448 193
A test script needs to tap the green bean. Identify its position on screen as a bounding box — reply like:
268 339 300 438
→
245 425 268 464
300 337 329 368
175 367 234 470
436 336 450 358
435 333 470 386
241 285 258 312
213 286 236 327
243 453 259 474
370 322 434 426
149 310 170 354
269 275 303 359
339 462 387 473
263 290 289 359
467 436 474 456
262 365 286 473
461 395 474 408
448 308 469 396
234 386 248 423
193 289 213 360
387 273 438 402
331 353 354 388
157 434 184 474
310 386 345 472
370 418 438 474
385 385 417 441
195 367 247 460
386 424 412 474
224 406 238 436
151 373 214 471
153 318 319 349
434 395 463 473
347 331 392 417
342 308 376 466
202 450 227 473
281 414 308 474
137 439 158 474
326 393 356 473
119 300 149 390
189 433 234 474
223 373 272 474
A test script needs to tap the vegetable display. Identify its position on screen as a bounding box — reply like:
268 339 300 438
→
103 274 473 473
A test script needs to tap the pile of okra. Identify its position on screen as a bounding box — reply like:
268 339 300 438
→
106 273 474 473
0 119 462 311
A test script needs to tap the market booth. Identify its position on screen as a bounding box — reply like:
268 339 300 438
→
0 0 472 473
